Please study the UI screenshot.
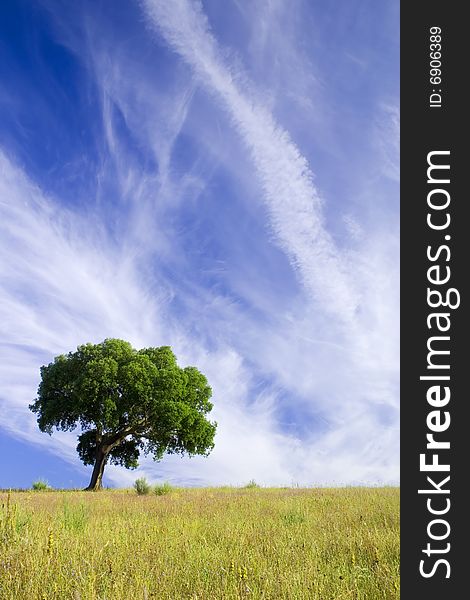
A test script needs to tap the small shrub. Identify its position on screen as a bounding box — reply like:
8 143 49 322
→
154 482 173 496
134 477 151 495
32 480 50 491
244 479 260 489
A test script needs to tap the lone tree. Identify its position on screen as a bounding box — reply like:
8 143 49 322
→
29 339 217 491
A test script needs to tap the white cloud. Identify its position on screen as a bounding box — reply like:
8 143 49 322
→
0 150 305 486
140 0 399 478
0 0 399 487
142 0 361 326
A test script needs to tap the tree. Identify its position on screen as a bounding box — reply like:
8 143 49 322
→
29 339 217 491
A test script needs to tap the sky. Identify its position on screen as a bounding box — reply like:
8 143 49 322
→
0 0 399 489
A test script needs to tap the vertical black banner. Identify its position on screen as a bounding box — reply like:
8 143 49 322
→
401 2 468 598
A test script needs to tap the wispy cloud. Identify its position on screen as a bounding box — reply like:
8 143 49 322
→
143 0 360 326
0 0 399 487
0 149 300 485
140 0 399 476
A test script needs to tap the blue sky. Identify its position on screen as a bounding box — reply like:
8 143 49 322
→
0 0 399 489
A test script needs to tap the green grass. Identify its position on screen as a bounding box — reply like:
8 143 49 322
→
0 487 399 599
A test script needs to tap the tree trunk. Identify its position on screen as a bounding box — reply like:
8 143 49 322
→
84 448 108 491
84 428 136 491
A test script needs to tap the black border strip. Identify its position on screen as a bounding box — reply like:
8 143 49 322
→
401 3 468 597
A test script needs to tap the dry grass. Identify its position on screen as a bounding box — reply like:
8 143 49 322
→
0 486 399 599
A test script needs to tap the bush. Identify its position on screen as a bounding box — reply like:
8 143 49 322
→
154 482 173 496
244 479 260 489
134 477 151 495
32 480 50 491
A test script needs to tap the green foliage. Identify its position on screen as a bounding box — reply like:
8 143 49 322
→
29 339 217 489
32 480 50 491
244 479 260 489
154 482 173 496
134 477 151 495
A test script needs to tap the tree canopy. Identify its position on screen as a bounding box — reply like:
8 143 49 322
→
29 339 217 490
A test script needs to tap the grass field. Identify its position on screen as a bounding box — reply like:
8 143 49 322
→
0 486 399 600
